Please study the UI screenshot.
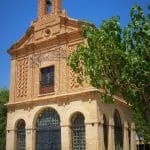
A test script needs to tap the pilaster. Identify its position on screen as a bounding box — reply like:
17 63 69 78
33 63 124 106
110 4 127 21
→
131 123 136 150
61 125 72 150
99 122 105 150
85 123 100 150
6 129 16 150
9 59 16 103
108 118 115 150
26 127 35 150
123 121 130 150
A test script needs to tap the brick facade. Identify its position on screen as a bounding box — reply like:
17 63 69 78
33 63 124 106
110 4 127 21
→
6 0 136 150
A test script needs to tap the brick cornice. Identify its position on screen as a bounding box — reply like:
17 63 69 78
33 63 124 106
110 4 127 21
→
6 88 130 112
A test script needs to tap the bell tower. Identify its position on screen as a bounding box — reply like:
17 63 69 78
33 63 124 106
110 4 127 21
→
38 0 62 19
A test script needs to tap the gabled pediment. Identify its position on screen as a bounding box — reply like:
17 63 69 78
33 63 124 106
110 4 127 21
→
8 26 34 54
8 14 83 55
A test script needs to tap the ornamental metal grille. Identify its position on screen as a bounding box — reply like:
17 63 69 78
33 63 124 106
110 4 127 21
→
103 115 108 150
71 113 86 150
17 120 26 150
114 110 123 150
36 108 61 150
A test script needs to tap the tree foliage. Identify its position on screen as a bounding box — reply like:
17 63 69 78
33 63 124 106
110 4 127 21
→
0 88 9 150
69 5 150 140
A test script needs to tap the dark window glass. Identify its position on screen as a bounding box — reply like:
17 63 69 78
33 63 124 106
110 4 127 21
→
40 66 54 94
36 108 61 150
103 115 108 150
114 110 123 150
128 125 131 150
17 120 26 150
71 113 86 150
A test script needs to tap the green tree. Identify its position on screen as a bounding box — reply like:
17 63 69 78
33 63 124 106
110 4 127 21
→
0 88 9 150
69 5 150 140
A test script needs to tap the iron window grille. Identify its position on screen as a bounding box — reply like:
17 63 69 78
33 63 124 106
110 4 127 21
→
36 108 61 150
71 113 86 150
17 120 26 150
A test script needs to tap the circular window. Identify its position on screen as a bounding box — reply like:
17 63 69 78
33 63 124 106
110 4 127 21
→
44 29 51 37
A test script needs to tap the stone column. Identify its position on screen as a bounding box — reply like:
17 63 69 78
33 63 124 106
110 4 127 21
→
85 123 100 150
123 121 129 150
6 129 16 150
131 123 136 150
61 125 72 150
108 118 115 150
26 127 35 150
99 122 105 150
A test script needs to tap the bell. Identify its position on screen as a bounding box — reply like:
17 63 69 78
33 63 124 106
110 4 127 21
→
46 0 52 6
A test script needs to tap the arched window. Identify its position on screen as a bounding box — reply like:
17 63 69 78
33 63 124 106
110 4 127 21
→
36 108 61 150
71 113 86 150
114 110 123 150
16 119 26 150
103 115 108 150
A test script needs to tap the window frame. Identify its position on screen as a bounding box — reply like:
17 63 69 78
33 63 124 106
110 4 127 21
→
35 108 61 150
16 119 26 150
39 65 55 95
71 113 86 150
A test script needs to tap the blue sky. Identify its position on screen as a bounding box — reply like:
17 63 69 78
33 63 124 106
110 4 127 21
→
0 0 149 88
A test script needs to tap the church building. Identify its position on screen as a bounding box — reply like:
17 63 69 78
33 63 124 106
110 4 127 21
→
6 0 137 150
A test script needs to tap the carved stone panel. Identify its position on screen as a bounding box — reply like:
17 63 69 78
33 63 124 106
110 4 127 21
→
16 58 28 98
29 47 67 68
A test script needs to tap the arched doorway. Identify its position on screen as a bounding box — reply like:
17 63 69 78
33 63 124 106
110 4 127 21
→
16 119 26 150
71 112 86 150
36 108 61 150
114 110 123 150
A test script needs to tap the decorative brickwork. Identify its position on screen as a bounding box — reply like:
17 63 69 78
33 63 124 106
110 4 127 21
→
16 58 28 98
69 69 80 89
68 45 80 89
